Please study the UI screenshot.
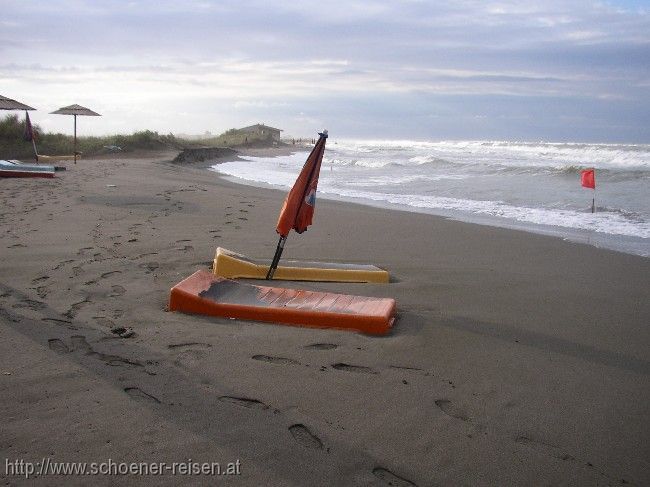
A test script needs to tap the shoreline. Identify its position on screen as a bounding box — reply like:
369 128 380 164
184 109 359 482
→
205 148 649 258
1 151 648 486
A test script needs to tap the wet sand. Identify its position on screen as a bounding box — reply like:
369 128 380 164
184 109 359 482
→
1 150 649 486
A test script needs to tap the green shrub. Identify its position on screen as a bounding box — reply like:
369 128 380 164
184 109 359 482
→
0 115 279 160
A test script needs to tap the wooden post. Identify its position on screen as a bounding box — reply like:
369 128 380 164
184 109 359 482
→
73 114 77 164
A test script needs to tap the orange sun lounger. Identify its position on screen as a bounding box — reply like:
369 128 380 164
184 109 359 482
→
169 270 396 335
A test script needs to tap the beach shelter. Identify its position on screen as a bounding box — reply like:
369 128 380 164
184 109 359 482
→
266 130 328 279
0 95 35 111
0 95 38 160
50 104 101 164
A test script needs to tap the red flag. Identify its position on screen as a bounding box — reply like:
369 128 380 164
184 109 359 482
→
275 130 328 237
581 168 595 189
23 111 35 142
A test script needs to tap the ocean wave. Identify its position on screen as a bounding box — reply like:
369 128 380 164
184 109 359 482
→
333 139 650 171
317 187 650 239
210 143 650 244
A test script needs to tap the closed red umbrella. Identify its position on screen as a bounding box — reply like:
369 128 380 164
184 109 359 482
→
267 129 328 279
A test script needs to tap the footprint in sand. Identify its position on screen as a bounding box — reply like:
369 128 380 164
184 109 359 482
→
139 262 159 273
331 363 378 374
515 436 576 462
71 335 93 353
288 424 323 450
52 259 75 271
64 298 90 319
168 342 212 350
48 339 70 354
12 299 46 311
71 335 141 367
42 318 77 330
110 326 135 339
94 316 116 328
218 396 270 411
124 387 161 404
109 285 126 297
100 271 122 279
171 343 211 368
252 355 299 365
372 467 417 487
305 343 338 350
389 365 424 372
435 399 469 422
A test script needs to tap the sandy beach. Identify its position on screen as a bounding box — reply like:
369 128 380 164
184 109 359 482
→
1 150 649 486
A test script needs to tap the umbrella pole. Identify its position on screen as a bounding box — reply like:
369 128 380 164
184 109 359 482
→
31 138 38 162
73 114 77 164
266 236 287 280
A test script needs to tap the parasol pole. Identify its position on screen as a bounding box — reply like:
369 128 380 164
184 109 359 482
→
27 112 38 161
31 137 38 162
74 114 77 164
266 236 287 280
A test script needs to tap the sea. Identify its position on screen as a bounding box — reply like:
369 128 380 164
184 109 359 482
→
209 139 650 257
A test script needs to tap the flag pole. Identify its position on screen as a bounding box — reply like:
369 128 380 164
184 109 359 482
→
266 236 287 280
592 188 595 213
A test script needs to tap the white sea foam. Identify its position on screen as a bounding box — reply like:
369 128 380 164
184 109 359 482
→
210 139 650 252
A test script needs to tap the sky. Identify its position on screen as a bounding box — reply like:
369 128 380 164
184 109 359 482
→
1 0 649 142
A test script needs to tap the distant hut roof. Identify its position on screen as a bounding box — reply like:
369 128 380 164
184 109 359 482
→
0 95 35 111
239 123 282 133
50 104 101 116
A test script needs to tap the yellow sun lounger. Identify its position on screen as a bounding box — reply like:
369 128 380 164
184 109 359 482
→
213 247 390 283
37 154 79 162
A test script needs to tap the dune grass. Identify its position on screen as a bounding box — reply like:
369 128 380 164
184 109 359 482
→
0 114 276 160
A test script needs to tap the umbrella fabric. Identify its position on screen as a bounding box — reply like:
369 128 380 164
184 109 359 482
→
0 95 35 111
275 131 328 237
24 111 35 141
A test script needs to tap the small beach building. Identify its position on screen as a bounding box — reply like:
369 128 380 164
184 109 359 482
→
239 124 283 142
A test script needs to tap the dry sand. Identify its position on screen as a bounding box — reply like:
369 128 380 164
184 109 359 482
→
1 150 649 486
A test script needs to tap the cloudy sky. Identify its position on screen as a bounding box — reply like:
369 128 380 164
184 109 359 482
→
1 0 649 142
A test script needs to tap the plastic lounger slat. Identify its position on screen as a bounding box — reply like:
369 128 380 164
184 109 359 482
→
169 270 395 335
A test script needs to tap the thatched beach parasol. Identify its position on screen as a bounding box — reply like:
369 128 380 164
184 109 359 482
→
0 94 35 111
50 104 101 164
1 95 38 159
